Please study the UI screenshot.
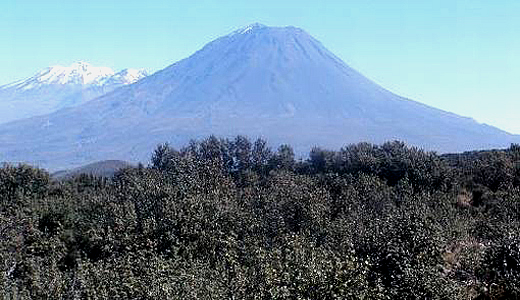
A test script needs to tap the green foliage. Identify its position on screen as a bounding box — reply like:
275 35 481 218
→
0 164 50 211
1 137 519 299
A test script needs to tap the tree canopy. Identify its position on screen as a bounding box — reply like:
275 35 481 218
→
1 138 520 299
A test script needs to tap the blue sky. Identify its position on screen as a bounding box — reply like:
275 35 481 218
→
1 0 519 133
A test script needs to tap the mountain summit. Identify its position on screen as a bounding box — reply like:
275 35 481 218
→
13 62 114 87
229 23 268 35
0 25 518 170
0 62 147 124
3 62 147 89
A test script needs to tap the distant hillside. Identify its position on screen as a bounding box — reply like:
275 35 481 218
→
52 160 133 179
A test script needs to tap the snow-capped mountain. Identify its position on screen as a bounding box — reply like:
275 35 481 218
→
0 24 518 170
0 62 147 124
6 62 115 88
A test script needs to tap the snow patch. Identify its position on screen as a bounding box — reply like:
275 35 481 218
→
35 62 115 86
102 68 148 85
229 23 267 36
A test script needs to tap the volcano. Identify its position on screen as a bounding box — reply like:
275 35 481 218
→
0 24 517 170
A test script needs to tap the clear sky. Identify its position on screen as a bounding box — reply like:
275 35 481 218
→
1 0 519 133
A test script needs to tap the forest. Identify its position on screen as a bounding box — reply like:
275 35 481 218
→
1 136 519 299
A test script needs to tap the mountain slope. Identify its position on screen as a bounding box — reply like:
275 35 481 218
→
0 62 147 124
0 24 518 170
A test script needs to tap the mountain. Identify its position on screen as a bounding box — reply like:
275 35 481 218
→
0 24 518 170
0 62 147 124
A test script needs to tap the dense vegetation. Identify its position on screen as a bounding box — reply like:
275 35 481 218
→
1 136 520 299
